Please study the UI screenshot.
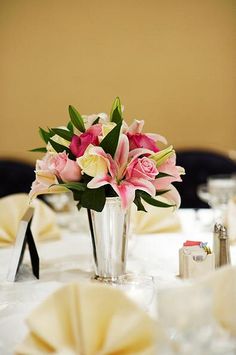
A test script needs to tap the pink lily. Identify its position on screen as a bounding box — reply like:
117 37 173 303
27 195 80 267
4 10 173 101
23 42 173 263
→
153 154 184 188
87 135 156 209
160 184 181 208
126 120 167 152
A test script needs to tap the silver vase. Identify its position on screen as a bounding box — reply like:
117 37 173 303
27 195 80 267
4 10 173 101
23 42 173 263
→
88 197 130 282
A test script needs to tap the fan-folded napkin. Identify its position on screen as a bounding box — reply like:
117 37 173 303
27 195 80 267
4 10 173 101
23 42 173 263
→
227 196 236 244
159 266 236 337
15 282 166 355
0 193 60 247
132 198 181 234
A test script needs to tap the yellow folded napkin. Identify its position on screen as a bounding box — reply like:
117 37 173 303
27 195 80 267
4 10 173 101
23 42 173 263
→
226 196 236 244
16 282 162 355
204 266 236 336
159 266 236 338
132 198 181 234
0 193 60 247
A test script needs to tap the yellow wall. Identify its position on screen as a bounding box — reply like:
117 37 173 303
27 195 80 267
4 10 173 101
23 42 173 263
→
1 0 236 163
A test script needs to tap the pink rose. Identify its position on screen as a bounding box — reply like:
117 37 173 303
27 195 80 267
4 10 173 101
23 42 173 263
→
38 152 81 182
127 132 159 152
126 157 158 180
70 124 102 157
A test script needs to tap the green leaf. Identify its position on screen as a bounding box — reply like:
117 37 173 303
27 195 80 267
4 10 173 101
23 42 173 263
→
92 117 100 125
80 187 106 212
59 182 86 192
111 107 122 125
68 105 85 133
155 189 170 196
76 201 82 211
39 127 53 144
110 97 122 124
104 185 118 197
67 121 74 133
140 191 175 208
51 128 73 141
156 172 173 179
100 121 122 157
48 139 75 160
73 190 83 201
133 194 147 212
29 147 47 152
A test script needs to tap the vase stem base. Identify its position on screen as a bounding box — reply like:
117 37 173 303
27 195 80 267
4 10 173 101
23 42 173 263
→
92 274 122 284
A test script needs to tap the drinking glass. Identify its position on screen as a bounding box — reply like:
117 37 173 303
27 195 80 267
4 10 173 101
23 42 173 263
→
158 285 236 354
114 273 156 315
197 174 236 223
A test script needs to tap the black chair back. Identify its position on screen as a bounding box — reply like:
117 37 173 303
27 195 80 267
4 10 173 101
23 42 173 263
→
0 159 35 198
175 150 236 208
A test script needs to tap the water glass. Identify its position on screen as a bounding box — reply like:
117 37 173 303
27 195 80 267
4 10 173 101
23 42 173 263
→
197 174 236 223
114 273 156 314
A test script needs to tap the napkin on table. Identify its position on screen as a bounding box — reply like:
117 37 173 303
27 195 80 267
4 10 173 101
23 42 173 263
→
159 266 236 338
205 265 236 336
0 193 60 247
226 196 236 244
15 282 165 355
132 197 181 234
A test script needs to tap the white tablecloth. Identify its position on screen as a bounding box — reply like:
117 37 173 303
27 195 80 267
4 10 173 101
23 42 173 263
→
0 209 235 354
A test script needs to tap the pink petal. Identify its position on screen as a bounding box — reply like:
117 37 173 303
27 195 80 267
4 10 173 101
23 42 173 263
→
29 181 68 201
161 184 181 208
114 134 129 169
146 133 167 145
106 155 119 179
127 120 144 134
128 148 153 162
153 178 171 190
111 181 136 210
87 174 112 189
91 146 110 158
128 177 156 197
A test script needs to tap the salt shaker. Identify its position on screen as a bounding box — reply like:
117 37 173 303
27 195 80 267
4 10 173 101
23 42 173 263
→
218 224 231 267
213 223 221 268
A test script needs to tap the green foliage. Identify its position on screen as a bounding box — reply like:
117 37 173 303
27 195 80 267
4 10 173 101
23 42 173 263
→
68 105 85 132
48 139 75 160
39 127 53 143
29 147 47 152
156 172 173 179
92 117 100 125
67 121 74 133
110 97 122 124
80 187 106 212
139 191 175 208
100 121 122 157
59 182 86 192
133 193 147 212
51 128 73 141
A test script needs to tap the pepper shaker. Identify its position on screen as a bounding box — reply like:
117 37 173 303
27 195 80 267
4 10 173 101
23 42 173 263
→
213 223 221 268
218 225 231 267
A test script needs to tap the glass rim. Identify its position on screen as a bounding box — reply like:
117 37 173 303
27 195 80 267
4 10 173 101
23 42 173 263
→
207 173 236 181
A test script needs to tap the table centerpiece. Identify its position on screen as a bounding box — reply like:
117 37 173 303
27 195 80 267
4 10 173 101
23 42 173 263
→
29 97 184 282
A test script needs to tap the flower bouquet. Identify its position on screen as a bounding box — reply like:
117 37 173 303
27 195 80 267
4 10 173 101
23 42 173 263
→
30 97 184 281
30 97 183 211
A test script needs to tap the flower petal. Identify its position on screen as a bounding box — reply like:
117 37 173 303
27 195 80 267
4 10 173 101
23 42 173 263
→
29 181 68 201
146 133 167 145
127 120 144 134
128 148 153 162
161 184 181 208
87 174 112 189
128 177 156 197
111 181 136 210
114 134 129 169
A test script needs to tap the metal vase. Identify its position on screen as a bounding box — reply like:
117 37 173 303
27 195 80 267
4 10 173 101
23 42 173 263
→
88 197 130 282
